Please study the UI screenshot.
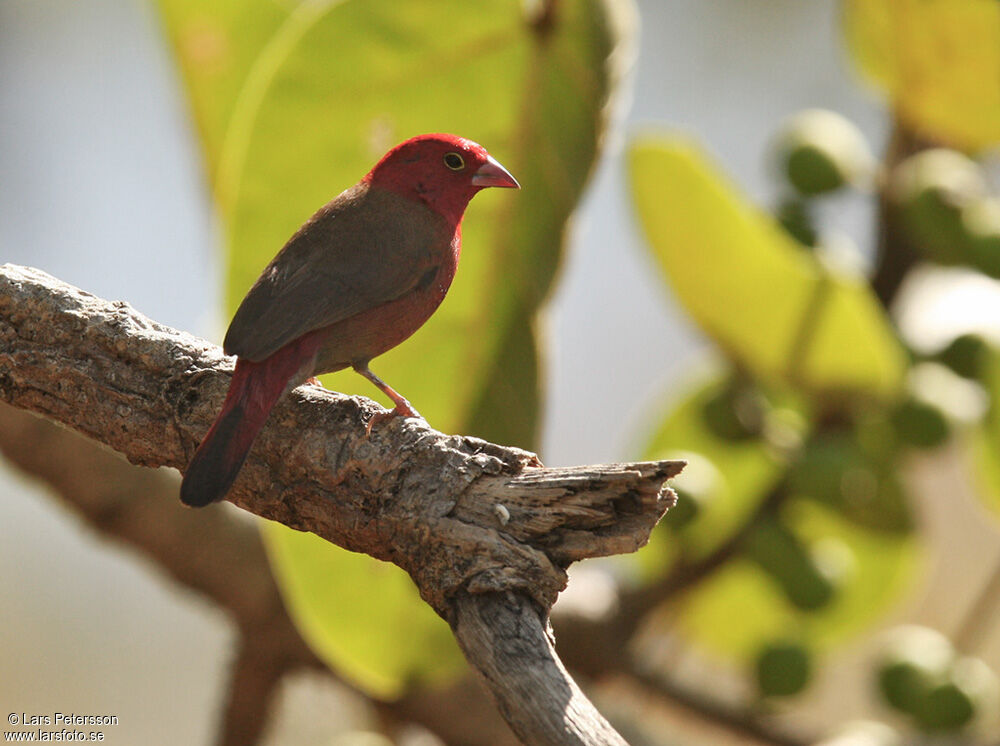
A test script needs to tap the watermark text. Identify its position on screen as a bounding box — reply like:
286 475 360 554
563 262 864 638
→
5 713 118 742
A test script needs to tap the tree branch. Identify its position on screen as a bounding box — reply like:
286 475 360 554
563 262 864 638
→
0 263 683 746
870 116 929 308
0 402 520 746
626 661 811 746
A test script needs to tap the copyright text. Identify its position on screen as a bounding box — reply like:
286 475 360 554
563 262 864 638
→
5 713 117 742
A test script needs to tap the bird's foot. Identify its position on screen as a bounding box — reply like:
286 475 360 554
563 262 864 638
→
364 402 422 437
305 377 324 387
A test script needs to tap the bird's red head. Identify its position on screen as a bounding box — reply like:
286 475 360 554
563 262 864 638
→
365 134 519 225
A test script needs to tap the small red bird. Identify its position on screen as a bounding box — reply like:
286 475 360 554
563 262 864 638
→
180 134 519 507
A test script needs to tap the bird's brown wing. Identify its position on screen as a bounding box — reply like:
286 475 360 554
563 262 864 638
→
223 183 450 362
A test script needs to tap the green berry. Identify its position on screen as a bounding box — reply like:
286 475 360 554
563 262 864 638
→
890 148 987 265
877 626 953 714
776 198 818 246
935 333 989 380
774 109 874 196
962 197 1000 279
889 397 950 449
755 639 812 697
880 659 939 714
913 679 976 731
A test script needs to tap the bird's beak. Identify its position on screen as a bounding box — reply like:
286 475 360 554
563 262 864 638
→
471 155 520 189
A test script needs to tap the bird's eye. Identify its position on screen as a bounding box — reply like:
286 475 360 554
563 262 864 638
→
443 152 465 171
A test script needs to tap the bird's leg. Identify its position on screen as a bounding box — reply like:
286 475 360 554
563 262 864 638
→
305 377 324 387
353 363 423 435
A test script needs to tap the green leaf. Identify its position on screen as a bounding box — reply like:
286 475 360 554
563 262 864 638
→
159 0 632 696
628 136 905 399
676 499 918 659
263 526 465 697
842 0 1000 151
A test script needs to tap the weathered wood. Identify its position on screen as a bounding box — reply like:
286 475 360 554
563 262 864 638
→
453 592 629 746
0 264 683 745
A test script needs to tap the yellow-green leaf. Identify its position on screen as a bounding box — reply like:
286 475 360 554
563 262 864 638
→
156 0 304 180
843 0 1000 151
263 527 465 697
224 0 629 444
159 0 631 696
628 135 905 399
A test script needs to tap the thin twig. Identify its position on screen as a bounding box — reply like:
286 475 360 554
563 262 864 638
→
627 661 812 746
870 116 927 308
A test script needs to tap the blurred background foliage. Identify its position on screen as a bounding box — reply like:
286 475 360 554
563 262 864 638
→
3 0 999 744
624 0 1000 740
155 0 1000 742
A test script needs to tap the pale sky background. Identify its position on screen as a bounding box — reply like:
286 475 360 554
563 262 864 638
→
2 2 997 744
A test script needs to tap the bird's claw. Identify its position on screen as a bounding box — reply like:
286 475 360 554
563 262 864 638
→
364 403 422 437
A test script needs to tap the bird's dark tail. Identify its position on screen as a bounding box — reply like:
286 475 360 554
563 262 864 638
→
180 335 323 507
179 360 279 506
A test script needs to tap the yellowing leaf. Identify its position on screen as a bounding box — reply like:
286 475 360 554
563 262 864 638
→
843 0 1000 150
628 136 905 398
